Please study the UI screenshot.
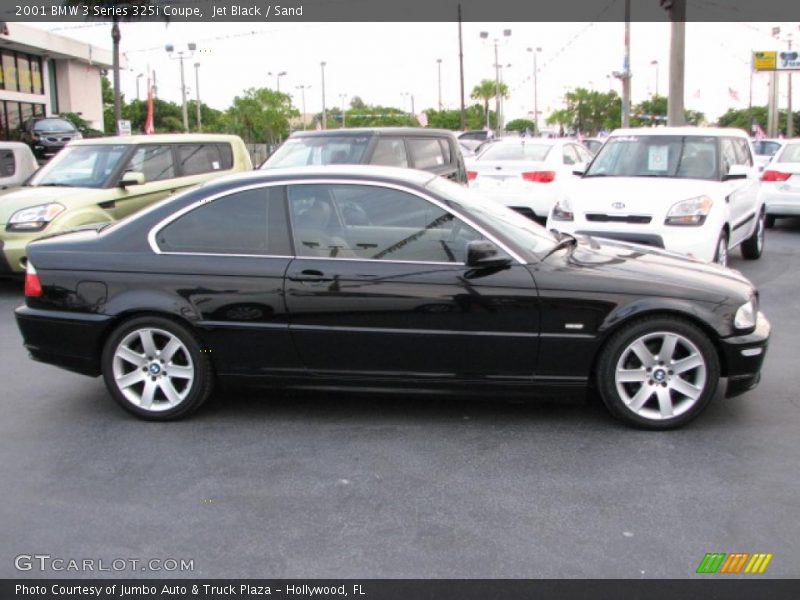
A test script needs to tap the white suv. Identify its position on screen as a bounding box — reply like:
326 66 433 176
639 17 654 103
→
546 127 765 266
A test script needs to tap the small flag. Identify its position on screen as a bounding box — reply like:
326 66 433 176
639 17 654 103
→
143 75 154 134
417 112 428 127
728 87 740 102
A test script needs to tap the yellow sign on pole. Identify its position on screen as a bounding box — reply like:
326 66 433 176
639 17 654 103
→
753 51 777 71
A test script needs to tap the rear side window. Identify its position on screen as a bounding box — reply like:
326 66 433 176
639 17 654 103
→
408 138 447 169
0 149 15 177
732 138 753 167
778 143 800 163
369 137 408 167
177 143 232 176
562 145 579 165
127 145 175 182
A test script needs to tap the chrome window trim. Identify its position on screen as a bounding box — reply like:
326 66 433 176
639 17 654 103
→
148 177 526 265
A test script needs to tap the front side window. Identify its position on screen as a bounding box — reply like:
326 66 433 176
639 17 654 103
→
288 183 484 263
157 187 284 255
732 138 753 167
30 144 129 188
585 135 720 180
0 149 15 177
408 138 446 169
562 145 579 165
369 137 408 167
126 145 175 182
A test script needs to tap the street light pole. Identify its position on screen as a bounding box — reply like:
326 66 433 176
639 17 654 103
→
136 73 143 101
296 85 310 130
651 59 659 97
269 71 287 92
527 47 541 134
194 62 202 132
437 58 443 110
320 62 327 129
166 42 196 132
481 29 511 134
339 94 348 128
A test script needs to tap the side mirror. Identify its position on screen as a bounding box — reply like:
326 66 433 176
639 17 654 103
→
723 164 749 181
466 240 512 269
119 171 145 188
572 162 587 176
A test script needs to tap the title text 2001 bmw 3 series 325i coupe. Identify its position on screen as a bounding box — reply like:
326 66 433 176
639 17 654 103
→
15 166 770 429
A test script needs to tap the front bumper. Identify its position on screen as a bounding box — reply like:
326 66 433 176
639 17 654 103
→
720 311 770 398
15 305 111 377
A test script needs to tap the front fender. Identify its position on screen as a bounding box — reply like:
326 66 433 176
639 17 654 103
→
599 296 734 339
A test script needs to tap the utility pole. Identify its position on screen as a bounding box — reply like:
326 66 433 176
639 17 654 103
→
665 0 686 126
166 42 196 132
773 27 795 137
458 4 466 130
622 0 632 127
194 62 202 132
296 85 310 130
437 58 443 111
528 47 542 134
320 61 327 130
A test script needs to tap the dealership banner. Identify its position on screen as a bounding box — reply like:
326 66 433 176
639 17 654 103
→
3 579 800 600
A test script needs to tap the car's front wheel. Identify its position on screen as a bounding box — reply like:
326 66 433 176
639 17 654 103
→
596 316 720 430
713 230 728 267
101 316 213 420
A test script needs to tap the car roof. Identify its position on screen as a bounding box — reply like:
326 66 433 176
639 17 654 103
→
610 127 750 138
483 137 560 146
217 164 437 187
0 141 34 150
290 127 455 138
69 133 244 146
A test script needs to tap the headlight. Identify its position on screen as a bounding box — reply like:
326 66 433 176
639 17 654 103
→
551 198 574 221
6 203 65 232
734 299 756 330
665 195 712 226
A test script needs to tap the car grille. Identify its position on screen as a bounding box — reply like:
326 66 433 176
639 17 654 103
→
585 213 652 224
44 136 71 142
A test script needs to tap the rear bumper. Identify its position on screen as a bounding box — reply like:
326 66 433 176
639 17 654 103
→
760 186 800 216
720 311 770 398
15 305 111 377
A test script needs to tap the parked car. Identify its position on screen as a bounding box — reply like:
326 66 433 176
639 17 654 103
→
0 142 39 191
466 137 593 223
547 127 764 266
752 138 785 172
0 133 252 274
16 165 769 429
20 116 83 161
458 129 494 151
758 141 800 228
581 137 605 156
262 127 468 184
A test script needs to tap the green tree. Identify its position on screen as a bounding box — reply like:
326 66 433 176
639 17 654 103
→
546 88 621 134
505 118 537 133
226 88 299 144
716 106 798 136
632 95 706 127
470 79 508 128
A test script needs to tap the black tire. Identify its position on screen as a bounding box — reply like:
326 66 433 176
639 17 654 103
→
101 316 213 421
596 316 721 430
765 214 776 229
713 230 728 267
741 209 765 260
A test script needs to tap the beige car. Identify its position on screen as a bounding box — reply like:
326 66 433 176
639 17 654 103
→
0 133 252 274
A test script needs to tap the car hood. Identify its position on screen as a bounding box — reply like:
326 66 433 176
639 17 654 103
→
548 235 753 304
0 186 110 225
564 176 720 217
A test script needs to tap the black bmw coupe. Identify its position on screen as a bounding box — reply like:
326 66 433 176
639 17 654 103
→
15 166 770 428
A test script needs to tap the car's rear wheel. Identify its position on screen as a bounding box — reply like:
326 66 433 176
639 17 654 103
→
713 230 728 267
101 316 213 420
741 210 765 260
596 317 720 430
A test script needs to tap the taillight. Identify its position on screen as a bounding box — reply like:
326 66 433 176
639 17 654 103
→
467 170 478 181
522 171 556 183
24 262 42 297
761 169 791 182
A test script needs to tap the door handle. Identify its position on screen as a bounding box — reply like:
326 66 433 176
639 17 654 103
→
288 269 334 282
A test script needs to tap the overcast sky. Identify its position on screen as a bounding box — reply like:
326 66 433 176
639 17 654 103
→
29 20 800 124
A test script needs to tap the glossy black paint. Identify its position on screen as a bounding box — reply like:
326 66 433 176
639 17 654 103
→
16 168 769 400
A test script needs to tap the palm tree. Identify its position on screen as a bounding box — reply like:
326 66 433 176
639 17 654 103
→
67 1 165 134
470 79 508 129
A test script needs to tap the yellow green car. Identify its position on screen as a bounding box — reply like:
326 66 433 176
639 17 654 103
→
0 133 253 274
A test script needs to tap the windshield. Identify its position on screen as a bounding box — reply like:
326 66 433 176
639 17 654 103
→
426 176 558 261
263 136 370 168
753 140 781 156
29 144 129 188
33 118 76 133
478 143 552 162
585 135 719 180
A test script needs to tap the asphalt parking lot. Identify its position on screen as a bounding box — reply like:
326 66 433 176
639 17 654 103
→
1 220 799 580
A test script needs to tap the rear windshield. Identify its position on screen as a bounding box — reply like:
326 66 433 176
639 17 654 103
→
263 136 370 168
478 143 552 162
33 118 76 133
753 140 781 156
777 143 800 163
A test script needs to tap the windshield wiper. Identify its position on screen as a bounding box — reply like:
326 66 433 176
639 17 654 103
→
541 232 578 260
35 183 76 187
